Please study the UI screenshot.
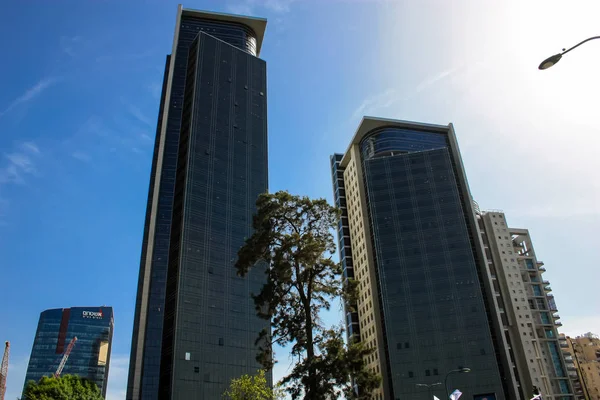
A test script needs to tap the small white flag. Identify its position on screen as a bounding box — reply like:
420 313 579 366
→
434 396 441 400
530 395 542 400
450 389 463 400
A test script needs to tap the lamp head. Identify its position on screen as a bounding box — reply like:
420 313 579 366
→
539 53 562 70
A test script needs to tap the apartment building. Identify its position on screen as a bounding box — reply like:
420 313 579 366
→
477 210 573 400
563 333 600 400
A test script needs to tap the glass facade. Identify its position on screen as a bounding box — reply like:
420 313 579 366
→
332 123 507 399
127 9 268 400
23 307 114 398
331 154 360 340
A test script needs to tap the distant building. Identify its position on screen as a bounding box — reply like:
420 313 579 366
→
22 307 114 398
559 334 587 399
331 117 512 400
563 333 600 400
477 211 574 399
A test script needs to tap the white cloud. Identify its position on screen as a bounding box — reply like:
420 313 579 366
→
126 103 152 127
105 354 129 400
60 35 83 57
0 77 58 118
0 141 41 185
21 142 40 154
72 151 92 163
227 0 296 16
414 66 461 94
264 0 295 13
6 153 35 174
147 82 162 100
350 88 397 122
349 66 462 124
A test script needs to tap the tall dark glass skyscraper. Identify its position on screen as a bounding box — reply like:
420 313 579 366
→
23 307 114 398
127 6 269 400
331 117 518 399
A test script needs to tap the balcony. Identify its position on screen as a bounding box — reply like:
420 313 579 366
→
538 266 546 271
545 285 552 292
543 279 550 285
553 313 560 319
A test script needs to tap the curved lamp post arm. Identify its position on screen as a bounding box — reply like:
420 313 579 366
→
444 368 470 399
561 36 600 56
444 372 452 399
539 36 600 70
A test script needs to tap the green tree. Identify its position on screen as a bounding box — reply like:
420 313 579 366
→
23 374 102 400
236 191 380 400
223 370 281 400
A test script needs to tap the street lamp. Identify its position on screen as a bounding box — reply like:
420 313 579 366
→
538 36 600 70
416 382 442 399
444 368 471 399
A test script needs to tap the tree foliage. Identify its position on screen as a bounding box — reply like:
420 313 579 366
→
236 191 380 399
223 370 281 400
22 374 102 400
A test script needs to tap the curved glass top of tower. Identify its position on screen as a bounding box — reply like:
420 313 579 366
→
182 17 259 56
359 126 448 161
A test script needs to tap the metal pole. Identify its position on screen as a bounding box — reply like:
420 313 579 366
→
444 372 451 399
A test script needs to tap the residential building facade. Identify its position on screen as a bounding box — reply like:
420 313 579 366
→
331 117 514 400
477 211 574 399
23 307 113 398
563 333 600 400
127 6 269 400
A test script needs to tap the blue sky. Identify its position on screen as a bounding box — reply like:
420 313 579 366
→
1 0 599 399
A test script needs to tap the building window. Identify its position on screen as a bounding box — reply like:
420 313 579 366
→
425 369 430 376
219 338 224 346
408 371 414 378
185 352 191 361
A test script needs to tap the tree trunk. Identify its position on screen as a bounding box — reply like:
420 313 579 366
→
301 290 318 400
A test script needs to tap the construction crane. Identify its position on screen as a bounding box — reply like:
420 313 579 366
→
0 341 9 400
54 336 77 378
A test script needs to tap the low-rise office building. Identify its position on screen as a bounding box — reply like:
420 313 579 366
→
23 306 114 398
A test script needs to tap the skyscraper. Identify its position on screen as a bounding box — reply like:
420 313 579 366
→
23 307 113 398
331 117 515 399
127 6 269 400
477 210 574 399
